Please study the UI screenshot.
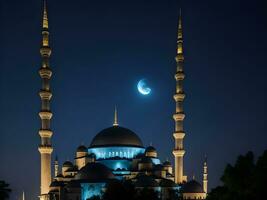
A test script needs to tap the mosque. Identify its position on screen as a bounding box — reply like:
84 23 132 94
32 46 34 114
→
37 1 208 200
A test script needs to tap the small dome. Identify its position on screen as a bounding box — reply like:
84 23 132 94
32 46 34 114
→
145 146 156 152
182 180 205 193
163 160 171 166
63 161 73 167
135 175 159 187
75 162 115 182
77 145 87 152
145 146 157 158
90 126 143 147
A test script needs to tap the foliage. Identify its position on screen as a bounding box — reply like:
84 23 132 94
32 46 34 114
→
87 195 101 200
207 150 267 200
137 187 160 200
102 179 160 200
0 181 11 200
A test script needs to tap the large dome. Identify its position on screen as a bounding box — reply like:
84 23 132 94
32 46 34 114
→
90 126 143 148
181 180 205 193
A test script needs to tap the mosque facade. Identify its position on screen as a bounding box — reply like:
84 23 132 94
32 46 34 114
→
37 1 208 200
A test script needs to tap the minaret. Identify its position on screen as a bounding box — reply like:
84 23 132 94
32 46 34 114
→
113 106 119 126
54 156 59 177
38 0 53 196
203 157 208 194
172 10 186 184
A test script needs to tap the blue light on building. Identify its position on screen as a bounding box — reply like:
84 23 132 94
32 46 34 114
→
81 183 106 200
88 146 145 160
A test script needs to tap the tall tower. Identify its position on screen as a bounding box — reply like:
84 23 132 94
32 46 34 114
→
38 0 53 197
54 156 59 177
203 157 208 193
172 10 186 184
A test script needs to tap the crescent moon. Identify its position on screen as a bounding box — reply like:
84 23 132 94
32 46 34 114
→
137 79 151 95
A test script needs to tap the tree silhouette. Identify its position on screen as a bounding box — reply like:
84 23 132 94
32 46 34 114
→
0 181 11 200
136 187 160 200
87 195 101 200
102 180 160 200
207 150 267 200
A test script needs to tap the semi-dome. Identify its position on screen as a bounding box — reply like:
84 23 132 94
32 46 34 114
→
90 126 143 147
75 162 115 182
182 180 205 193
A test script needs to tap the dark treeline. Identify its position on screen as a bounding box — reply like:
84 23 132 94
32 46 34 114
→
88 179 179 200
0 181 11 200
207 150 267 200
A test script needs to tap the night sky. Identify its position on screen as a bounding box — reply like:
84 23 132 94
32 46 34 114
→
1 0 267 199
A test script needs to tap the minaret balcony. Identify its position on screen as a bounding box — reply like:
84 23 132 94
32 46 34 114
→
39 91 52 100
175 72 185 80
173 132 185 139
39 68 52 79
40 46 51 56
42 30 49 35
173 93 185 101
38 145 53 154
172 149 185 157
173 113 185 121
175 54 184 62
39 111 53 120
39 129 53 138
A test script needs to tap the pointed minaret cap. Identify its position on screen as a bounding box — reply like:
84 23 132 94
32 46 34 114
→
176 8 184 57
178 8 182 29
113 106 119 126
204 155 208 166
42 0 49 29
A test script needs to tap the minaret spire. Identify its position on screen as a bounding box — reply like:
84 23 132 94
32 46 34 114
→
113 106 119 126
38 0 53 198
42 0 48 29
172 9 186 184
203 156 208 194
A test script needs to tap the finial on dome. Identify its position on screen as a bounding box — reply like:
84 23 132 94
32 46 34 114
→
113 106 119 126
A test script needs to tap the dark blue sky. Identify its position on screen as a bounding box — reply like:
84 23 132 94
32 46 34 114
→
1 0 267 199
